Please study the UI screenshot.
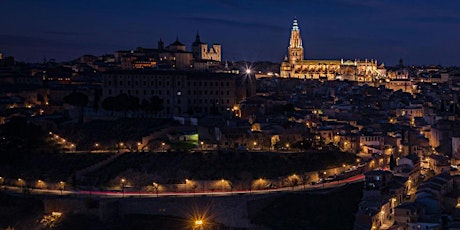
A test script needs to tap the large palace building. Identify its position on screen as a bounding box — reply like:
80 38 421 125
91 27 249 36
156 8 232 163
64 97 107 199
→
280 19 386 82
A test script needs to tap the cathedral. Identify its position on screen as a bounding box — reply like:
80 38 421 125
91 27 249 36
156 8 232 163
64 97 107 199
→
280 19 386 82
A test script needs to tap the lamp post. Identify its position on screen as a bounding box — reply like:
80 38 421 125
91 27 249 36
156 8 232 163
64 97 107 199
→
193 219 204 230
152 182 159 198
322 172 327 188
221 179 225 192
59 181 65 195
0 177 3 190
121 178 126 198
18 178 26 196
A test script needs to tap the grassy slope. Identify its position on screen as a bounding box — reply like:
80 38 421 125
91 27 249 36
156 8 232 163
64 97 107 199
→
249 182 363 230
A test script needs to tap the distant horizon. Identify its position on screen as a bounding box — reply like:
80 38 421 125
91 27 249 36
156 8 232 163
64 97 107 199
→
1 0 459 66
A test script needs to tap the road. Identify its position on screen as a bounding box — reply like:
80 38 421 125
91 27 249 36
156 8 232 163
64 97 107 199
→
1 174 364 198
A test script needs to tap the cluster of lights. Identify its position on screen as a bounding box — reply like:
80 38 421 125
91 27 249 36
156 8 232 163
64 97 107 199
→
6 177 66 193
49 132 76 151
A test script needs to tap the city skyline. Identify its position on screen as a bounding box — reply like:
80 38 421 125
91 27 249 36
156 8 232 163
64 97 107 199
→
1 0 460 65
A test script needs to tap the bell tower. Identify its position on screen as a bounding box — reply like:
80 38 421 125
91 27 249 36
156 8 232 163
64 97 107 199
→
288 18 303 64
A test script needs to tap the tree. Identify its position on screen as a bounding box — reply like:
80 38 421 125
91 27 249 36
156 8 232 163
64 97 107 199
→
102 96 122 112
141 96 164 116
64 92 89 123
101 94 140 116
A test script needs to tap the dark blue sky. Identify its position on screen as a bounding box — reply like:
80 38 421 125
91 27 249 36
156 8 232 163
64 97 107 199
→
1 0 459 65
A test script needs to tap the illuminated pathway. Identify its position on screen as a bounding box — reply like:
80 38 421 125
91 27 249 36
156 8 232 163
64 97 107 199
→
1 174 364 198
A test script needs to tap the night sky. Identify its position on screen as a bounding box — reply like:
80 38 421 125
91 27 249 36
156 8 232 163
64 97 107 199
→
1 0 459 65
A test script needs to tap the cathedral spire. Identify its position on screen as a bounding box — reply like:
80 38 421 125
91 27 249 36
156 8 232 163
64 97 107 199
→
195 31 201 43
288 18 304 64
292 18 299 31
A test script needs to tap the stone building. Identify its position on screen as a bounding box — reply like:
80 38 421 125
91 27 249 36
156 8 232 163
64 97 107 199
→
101 70 256 118
280 19 385 82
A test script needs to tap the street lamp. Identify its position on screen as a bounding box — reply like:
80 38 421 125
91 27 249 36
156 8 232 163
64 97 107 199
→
121 178 126 198
152 182 159 198
37 179 45 189
194 219 204 230
18 178 24 187
221 179 225 192
59 181 65 195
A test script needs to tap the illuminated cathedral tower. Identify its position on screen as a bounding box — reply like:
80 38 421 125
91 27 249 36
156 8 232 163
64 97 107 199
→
288 18 303 64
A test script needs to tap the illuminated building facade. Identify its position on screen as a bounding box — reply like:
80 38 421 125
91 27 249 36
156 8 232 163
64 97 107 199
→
101 70 256 117
280 19 385 82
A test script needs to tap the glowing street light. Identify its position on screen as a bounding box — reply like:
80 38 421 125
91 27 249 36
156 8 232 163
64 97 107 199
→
195 220 203 225
121 178 126 198
194 219 204 230
59 181 65 195
152 182 159 197
37 179 45 189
